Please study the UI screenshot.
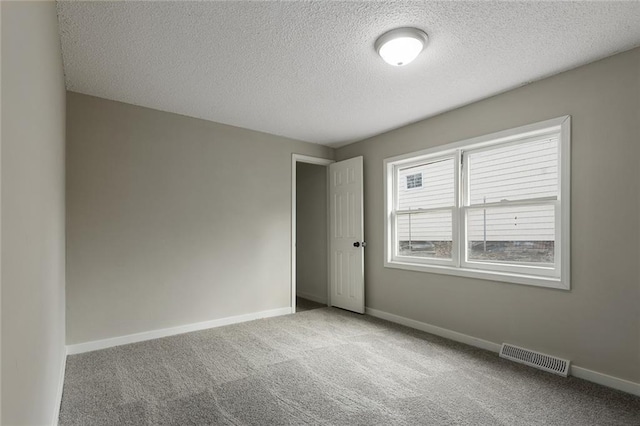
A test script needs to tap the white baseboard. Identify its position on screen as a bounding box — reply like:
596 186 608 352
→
52 347 67 426
296 291 327 305
571 365 640 397
66 307 292 355
365 307 501 353
365 307 640 397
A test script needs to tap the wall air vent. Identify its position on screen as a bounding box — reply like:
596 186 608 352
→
499 343 570 377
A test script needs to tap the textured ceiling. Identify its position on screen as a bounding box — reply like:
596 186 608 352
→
57 1 640 147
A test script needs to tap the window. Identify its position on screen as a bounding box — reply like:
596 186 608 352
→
405 173 423 189
384 116 570 289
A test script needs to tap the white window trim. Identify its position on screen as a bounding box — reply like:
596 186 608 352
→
383 116 571 290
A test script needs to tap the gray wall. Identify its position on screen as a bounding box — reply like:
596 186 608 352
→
66 92 333 344
296 162 328 303
1 1 67 424
336 48 640 383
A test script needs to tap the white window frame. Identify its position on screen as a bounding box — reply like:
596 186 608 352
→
384 116 570 290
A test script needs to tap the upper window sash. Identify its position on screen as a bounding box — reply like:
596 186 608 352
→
460 132 559 157
460 133 560 207
393 154 457 211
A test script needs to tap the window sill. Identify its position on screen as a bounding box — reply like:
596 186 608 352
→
384 259 569 290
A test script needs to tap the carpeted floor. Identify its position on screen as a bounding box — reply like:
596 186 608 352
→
296 297 326 312
59 308 640 425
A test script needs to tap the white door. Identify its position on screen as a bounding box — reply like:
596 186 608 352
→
329 156 365 313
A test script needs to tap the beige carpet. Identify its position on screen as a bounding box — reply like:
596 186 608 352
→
59 307 640 425
296 297 326 312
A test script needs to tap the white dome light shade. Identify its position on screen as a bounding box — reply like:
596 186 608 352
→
375 28 428 67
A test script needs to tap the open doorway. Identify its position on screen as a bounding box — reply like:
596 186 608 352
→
291 155 333 313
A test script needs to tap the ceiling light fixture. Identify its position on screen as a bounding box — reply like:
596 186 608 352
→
375 27 428 67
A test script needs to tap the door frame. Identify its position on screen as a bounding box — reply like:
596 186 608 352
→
291 154 334 313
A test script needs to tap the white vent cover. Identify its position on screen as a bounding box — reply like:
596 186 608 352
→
499 343 570 377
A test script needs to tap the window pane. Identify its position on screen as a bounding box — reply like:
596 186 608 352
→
397 211 452 259
406 173 422 189
467 137 558 205
466 205 554 264
398 158 454 210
